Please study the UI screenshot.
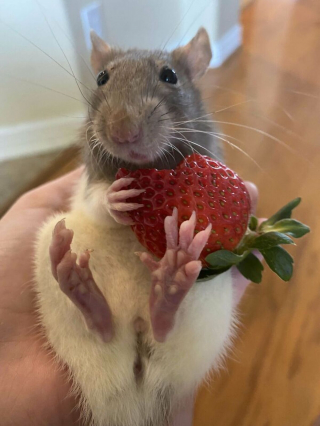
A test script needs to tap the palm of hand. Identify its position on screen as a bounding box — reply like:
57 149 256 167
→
0 171 83 426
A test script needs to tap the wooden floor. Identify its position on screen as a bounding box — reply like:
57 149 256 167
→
18 0 320 424
194 0 320 425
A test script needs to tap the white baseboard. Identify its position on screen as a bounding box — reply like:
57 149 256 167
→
210 24 242 68
0 115 84 161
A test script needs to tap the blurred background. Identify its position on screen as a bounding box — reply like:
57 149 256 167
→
0 0 320 425
0 0 244 210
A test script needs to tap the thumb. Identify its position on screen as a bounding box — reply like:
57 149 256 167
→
232 181 266 306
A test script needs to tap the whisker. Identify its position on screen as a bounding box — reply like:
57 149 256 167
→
163 137 186 160
160 0 198 53
169 135 200 156
0 72 87 106
35 1 99 110
167 127 265 168
160 142 176 161
0 18 101 112
206 84 295 123
179 131 259 167
283 89 320 100
213 100 252 114
170 121 306 160
177 0 212 47
37 0 96 82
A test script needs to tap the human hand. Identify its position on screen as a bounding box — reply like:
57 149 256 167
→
0 169 261 426
0 168 84 426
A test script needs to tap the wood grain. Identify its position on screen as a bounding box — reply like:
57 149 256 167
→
194 0 320 425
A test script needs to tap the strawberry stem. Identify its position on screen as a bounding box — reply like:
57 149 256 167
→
203 198 310 283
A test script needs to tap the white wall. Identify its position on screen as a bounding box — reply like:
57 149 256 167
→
0 0 85 127
64 0 241 79
0 0 241 160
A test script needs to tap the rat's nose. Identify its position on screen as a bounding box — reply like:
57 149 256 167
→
110 127 142 144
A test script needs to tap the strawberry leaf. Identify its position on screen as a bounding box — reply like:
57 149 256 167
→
250 232 294 250
236 253 264 284
260 198 301 229
206 250 247 269
260 246 293 281
263 219 310 238
249 215 258 231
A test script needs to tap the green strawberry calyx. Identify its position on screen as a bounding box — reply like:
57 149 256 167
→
199 198 310 283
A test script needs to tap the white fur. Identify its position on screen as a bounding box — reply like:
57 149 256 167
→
34 173 236 426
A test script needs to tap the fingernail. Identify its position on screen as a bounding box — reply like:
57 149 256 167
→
52 218 66 236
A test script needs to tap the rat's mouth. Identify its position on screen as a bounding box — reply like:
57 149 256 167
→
129 150 149 161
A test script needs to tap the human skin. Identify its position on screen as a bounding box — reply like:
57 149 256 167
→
0 169 259 426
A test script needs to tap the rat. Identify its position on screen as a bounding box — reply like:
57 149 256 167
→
34 27 236 426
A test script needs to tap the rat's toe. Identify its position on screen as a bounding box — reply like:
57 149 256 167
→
50 219 74 280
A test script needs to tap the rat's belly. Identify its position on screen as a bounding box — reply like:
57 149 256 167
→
35 210 235 426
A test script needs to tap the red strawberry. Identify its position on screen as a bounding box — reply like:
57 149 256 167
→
116 154 251 264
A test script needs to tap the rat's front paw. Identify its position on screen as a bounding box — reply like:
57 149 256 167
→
105 178 144 225
138 208 211 342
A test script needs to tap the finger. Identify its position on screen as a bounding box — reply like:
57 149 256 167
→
50 219 74 281
113 214 135 225
56 249 114 343
164 207 178 249
110 211 135 225
187 223 212 259
244 181 258 215
174 260 202 288
231 250 264 307
179 211 196 251
111 202 144 212
108 177 135 192
108 188 145 203
79 250 91 269
184 260 202 280
138 252 159 272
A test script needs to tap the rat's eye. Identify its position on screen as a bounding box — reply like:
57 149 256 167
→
97 70 109 86
159 67 178 84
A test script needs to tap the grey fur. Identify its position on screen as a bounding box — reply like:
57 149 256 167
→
82 45 222 182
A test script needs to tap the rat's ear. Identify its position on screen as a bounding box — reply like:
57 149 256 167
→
172 27 212 80
90 30 111 75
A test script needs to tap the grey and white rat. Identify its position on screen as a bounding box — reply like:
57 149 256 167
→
35 28 236 426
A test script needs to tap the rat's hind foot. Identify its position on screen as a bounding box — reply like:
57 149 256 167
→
105 177 144 225
49 219 113 342
139 209 211 342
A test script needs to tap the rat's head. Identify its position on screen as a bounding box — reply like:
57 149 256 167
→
86 28 212 174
